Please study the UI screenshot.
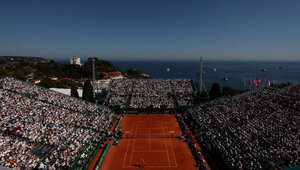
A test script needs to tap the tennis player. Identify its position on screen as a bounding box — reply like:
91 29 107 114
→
140 158 146 168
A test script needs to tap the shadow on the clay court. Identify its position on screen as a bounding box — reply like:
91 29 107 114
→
133 164 142 168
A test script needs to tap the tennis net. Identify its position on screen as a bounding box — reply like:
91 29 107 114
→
125 133 174 138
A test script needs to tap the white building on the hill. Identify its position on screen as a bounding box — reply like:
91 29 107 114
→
70 57 82 66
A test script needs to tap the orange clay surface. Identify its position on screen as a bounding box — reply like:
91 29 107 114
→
100 114 198 170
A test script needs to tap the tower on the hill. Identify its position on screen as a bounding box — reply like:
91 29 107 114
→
70 57 81 66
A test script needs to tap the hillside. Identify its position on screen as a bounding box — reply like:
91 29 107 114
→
0 56 49 64
0 56 148 81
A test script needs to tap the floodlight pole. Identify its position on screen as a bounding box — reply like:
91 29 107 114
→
199 56 203 93
92 58 96 99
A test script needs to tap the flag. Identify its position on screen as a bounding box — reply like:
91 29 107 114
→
249 77 252 85
267 77 270 86
254 77 258 86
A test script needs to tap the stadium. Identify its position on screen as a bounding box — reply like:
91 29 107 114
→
0 77 299 170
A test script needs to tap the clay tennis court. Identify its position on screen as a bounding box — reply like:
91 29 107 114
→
100 114 197 170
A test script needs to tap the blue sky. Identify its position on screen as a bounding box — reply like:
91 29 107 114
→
0 0 300 60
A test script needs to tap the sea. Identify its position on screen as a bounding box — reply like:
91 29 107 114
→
57 59 300 90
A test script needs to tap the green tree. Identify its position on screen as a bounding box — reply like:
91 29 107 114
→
222 86 234 96
0 59 5 65
13 69 26 80
222 86 244 96
124 68 145 78
61 79 75 88
0 65 6 77
83 57 120 78
210 82 221 99
23 66 34 75
16 58 28 69
82 80 93 102
71 85 79 98
39 78 57 88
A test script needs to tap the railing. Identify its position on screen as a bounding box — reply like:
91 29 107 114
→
70 114 116 169
94 143 110 170
83 116 117 170
113 114 124 132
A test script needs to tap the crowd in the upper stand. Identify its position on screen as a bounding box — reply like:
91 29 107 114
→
109 79 132 95
171 79 194 107
171 79 193 94
0 78 116 169
184 85 300 169
1 78 98 113
107 94 128 108
174 94 194 107
130 79 174 109
107 79 194 108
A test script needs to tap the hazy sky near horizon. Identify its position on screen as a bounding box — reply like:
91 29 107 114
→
0 0 300 61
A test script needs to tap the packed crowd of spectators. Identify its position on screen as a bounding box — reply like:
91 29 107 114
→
107 79 194 108
0 134 39 169
171 79 193 94
107 94 128 108
132 79 171 95
174 94 194 106
130 94 175 109
171 79 194 106
0 77 116 169
1 78 98 113
184 85 300 169
109 79 132 95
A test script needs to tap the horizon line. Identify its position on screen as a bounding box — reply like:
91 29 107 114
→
1 55 300 62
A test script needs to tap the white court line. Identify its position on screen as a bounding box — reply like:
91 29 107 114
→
122 121 136 167
164 121 178 167
124 165 178 168
161 121 171 166
129 121 139 166
136 120 165 122
142 166 177 167
133 150 167 152
122 120 178 168
136 127 165 129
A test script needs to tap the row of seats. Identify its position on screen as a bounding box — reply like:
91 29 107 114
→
108 79 194 108
0 78 116 169
183 85 300 169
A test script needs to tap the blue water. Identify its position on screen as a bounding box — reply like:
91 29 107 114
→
110 60 300 90
56 59 300 90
